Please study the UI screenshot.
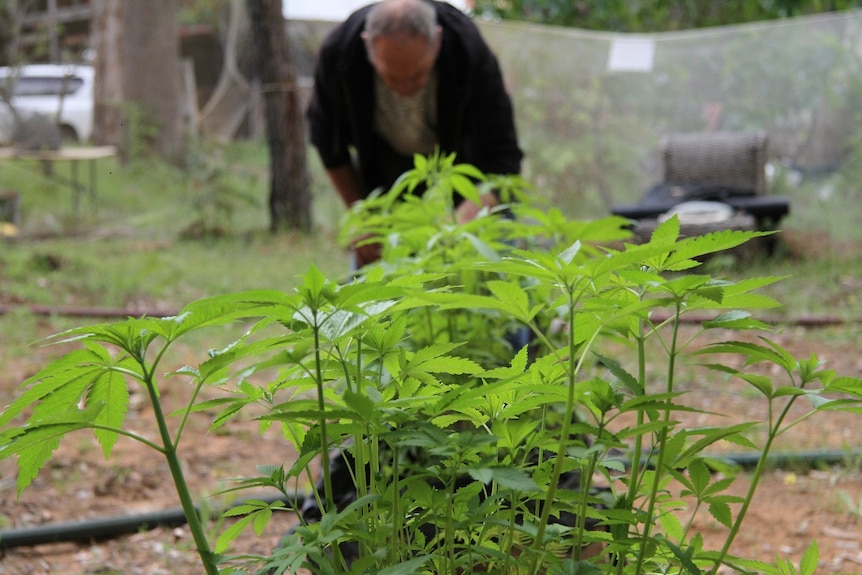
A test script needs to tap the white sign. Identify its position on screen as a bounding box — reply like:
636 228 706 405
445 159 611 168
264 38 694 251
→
607 37 655 72
284 0 471 22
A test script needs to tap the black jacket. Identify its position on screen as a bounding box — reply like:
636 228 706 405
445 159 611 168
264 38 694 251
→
307 0 523 197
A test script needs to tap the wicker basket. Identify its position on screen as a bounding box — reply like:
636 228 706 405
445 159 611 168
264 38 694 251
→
661 131 769 196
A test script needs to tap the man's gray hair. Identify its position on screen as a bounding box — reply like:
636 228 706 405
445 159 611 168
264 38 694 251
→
364 0 437 44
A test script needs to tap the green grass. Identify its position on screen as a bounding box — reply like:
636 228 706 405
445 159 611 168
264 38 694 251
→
0 141 350 309
1 231 346 308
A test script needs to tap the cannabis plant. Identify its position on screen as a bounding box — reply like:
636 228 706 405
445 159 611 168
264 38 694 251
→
1 152 860 575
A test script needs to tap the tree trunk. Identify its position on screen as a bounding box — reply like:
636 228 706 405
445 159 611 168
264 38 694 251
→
246 0 312 232
91 0 125 158
121 0 185 163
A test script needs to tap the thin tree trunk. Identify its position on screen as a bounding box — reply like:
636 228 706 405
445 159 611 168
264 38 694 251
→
122 0 185 163
91 0 125 158
246 0 311 232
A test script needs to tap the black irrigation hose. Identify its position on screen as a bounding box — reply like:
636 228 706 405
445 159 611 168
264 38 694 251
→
3 449 862 550
0 493 305 550
709 448 862 470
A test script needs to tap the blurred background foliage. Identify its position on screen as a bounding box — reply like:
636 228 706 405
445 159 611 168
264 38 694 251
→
471 0 862 31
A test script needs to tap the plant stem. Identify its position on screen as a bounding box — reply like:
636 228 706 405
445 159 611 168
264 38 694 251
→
573 451 599 560
502 492 519 573
445 463 457 574
141 369 219 575
633 304 682 575
709 390 801 574
616 320 648 575
311 317 347 570
312 318 334 512
391 444 401 564
345 340 372 561
530 289 597 573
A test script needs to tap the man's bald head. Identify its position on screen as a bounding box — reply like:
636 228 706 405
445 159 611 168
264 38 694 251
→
362 0 441 97
364 0 438 45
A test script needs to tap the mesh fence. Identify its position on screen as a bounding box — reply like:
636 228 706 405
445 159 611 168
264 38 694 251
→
290 10 862 223
478 10 862 218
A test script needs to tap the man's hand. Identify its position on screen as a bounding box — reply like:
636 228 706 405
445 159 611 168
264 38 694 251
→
352 234 383 267
455 192 499 224
326 164 383 266
327 164 365 208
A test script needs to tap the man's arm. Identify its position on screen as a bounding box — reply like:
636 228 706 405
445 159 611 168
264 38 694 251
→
327 163 382 266
326 163 364 207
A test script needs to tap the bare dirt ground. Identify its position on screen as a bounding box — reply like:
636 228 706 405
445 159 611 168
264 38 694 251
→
0 312 861 574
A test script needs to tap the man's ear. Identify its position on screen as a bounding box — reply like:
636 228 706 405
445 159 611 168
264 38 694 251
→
361 31 375 60
432 26 442 56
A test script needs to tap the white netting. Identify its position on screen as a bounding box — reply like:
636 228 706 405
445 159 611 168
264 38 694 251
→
290 10 862 222
477 10 862 216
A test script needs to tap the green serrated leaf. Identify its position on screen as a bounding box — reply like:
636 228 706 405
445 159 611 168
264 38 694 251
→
1 346 111 428
594 352 643 396
687 458 711 494
661 274 712 298
659 509 685 541
211 400 251 431
698 340 795 371
650 215 680 244
87 365 131 458
468 467 493 484
799 540 819 575
167 291 293 338
215 513 255 553
471 466 539 492
343 389 378 424
253 504 273 535
703 311 773 331
773 386 806 398
199 335 289 382
677 423 760 465
482 346 529 379
695 285 725 303
804 391 834 410
671 228 771 265
5 417 94 494
462 231 502 261
453 162 485 180
451 173 480 204
415 355 483 375
17 431 63 496
740 373 774 398
559 240 582 264
662 537 704 575
408 342 462 366
487 279 533 322
708 499 733 528
822 375 862 396
702 475 737 497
